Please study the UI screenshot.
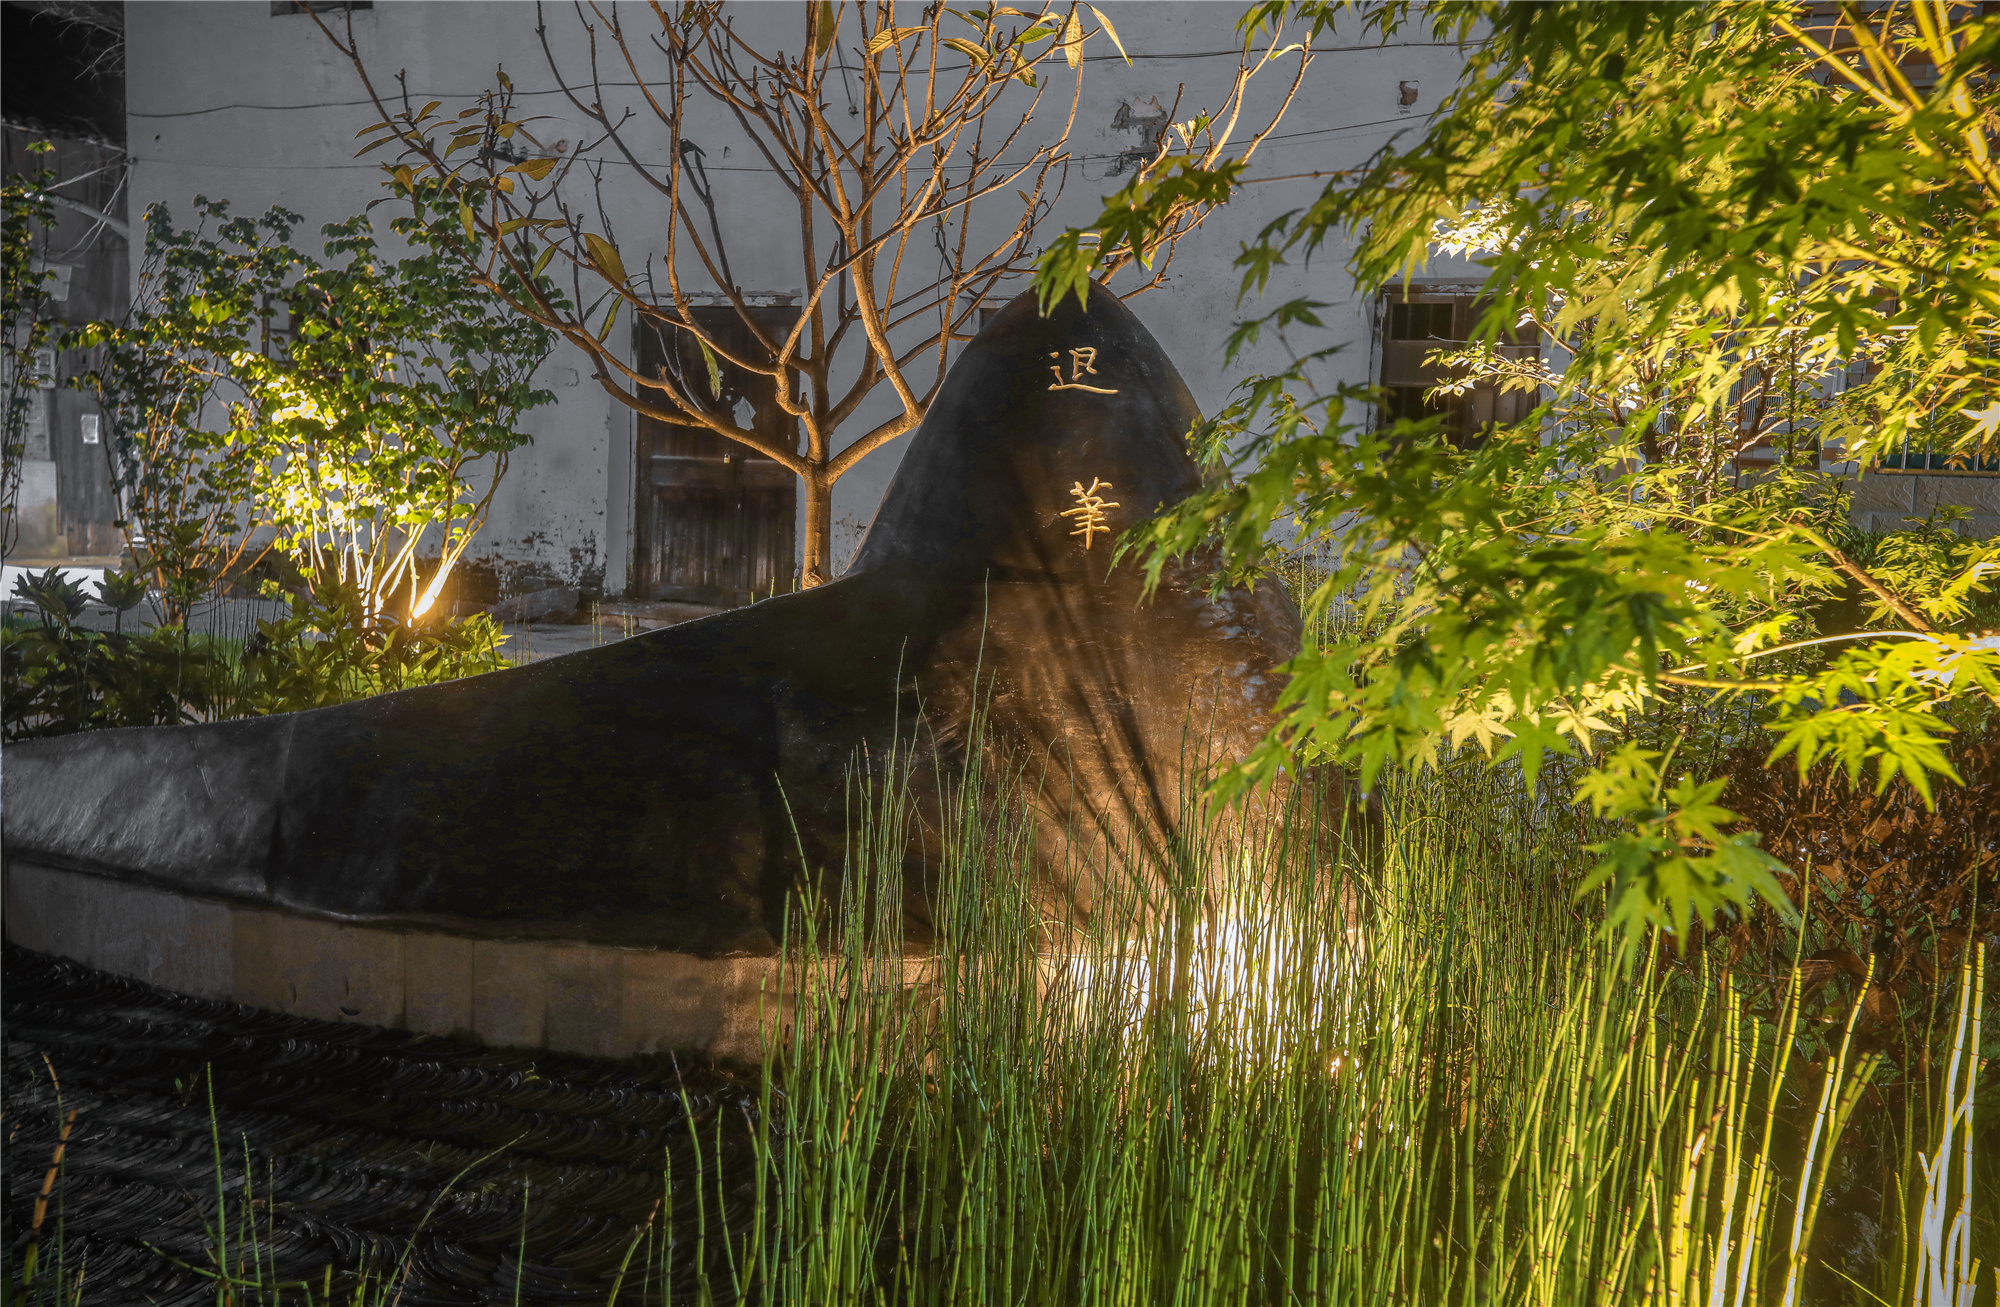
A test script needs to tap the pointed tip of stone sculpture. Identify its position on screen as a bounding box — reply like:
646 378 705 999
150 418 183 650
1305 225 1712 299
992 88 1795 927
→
851 280 1201 581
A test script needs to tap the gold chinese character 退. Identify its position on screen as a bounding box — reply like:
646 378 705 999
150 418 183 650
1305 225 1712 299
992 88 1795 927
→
1060 478 1120 550
1048 347 1119 394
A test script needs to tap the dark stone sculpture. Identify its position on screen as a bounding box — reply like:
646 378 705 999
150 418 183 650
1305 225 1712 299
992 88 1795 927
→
1 283 1302 957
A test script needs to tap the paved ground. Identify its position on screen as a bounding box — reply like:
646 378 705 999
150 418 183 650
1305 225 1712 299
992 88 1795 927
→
1 578 726 665
497 602 725 664
1 561 113 602
2 947 760 1306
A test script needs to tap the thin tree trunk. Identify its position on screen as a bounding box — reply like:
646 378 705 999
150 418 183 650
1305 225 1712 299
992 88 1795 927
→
801 469 832 589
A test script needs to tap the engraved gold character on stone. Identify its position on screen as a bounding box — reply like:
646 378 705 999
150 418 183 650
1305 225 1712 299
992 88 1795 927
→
1060 478 1120 550
1047 347 1119 394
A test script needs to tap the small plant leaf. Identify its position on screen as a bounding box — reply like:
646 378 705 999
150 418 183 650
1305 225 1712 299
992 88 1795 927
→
583 233 627 285
1087 5 1129 64
866 25 927 55
814 0 837 57
943 37 991 66
698 337 723 398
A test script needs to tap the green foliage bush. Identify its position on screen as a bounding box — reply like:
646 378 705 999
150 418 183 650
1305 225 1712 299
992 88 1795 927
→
1719 708 1999 991
2 569 219 737
230 580 509 716
1 568 509 741
68 197 557 626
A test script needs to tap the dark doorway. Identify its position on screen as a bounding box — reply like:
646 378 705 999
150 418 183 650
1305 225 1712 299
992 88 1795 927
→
633 308 798 607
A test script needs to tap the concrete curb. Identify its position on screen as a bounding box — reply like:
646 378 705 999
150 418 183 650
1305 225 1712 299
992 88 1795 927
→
3 860 787 1062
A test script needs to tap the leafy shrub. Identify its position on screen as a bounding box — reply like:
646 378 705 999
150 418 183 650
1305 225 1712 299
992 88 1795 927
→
231 580 509 715
2 568 221 738
69 198 556 626
1718 716 2000 999
1 568 509 740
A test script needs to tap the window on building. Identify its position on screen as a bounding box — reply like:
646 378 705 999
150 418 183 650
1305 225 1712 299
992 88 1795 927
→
961 288 1014 334
1377 288 1538 447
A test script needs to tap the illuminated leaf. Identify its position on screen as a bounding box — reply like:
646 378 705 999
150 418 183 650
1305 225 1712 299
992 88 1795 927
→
1087 5 1129 64
813 0 837 58
1063 11 1082 68
698 336 722 398
942 37 991 66
1036 229 1097 314
512 157 558 181
865 25 927 55
583 233 627 285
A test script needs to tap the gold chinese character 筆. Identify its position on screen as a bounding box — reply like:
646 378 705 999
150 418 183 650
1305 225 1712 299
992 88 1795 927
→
1048 347 1119 394
1060 478 1120 550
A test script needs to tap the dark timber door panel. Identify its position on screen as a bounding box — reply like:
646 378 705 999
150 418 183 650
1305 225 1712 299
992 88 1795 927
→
634 308 798 607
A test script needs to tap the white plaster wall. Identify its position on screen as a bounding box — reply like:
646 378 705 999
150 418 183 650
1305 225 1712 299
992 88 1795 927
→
126 1 1483 594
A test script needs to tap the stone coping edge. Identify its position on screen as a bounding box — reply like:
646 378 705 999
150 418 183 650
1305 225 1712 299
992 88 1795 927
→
2 860 787 1062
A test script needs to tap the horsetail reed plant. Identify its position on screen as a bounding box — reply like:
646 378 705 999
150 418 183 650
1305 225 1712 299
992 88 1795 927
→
698 751 1991 1307
1906 942 1987 1307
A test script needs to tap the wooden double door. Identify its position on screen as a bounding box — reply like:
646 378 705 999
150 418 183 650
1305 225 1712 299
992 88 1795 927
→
634 308 798 607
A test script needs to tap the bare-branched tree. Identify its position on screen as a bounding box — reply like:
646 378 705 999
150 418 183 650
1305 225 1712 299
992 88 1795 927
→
320 2 1310 588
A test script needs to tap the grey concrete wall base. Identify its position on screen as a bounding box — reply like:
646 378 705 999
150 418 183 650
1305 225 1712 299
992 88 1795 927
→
1841 470 2000 538
3 861 787 1062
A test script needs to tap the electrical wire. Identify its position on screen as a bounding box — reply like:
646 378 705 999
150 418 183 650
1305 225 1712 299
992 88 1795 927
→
129 40 1473 120
131 112 1420 175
